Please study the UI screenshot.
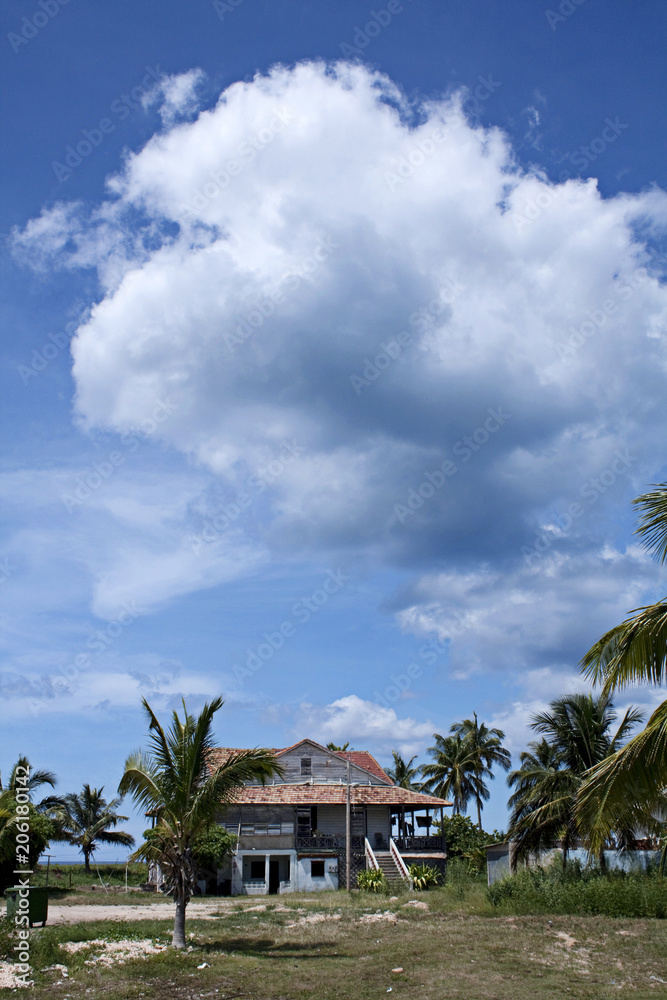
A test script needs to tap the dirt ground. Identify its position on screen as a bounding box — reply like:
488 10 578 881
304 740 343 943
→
4 898 234 926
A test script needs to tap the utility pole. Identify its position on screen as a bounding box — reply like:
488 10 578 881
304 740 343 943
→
345 757 351 891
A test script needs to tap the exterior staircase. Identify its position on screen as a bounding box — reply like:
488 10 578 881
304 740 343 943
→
374 851 409 889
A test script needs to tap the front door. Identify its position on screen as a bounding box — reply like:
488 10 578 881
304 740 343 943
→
268 857 281 894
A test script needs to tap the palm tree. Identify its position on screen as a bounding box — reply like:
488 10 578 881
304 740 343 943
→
54 785 135 873
0 756 63 887
386 751 421 789
450 714 511 829
119 696 282 949
421 733 479 816
326 742 351 751
579 484 667 848
508 694 642 869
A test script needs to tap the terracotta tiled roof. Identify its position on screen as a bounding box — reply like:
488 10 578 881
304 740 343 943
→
332 750 393 785
226 783 451 808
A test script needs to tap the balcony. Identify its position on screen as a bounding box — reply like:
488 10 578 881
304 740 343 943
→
393 835 445 852
295 835 364 850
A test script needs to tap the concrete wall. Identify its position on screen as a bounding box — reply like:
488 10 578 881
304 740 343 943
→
486 844 661 885
296 855 339 892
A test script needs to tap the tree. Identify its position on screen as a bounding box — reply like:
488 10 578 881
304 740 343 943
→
119 697 282 949
421 733 479 816
507 695 642 869
450 714 511 830
579 484 667 848
326 742 351 751
386 751 421 789
54 785 135 873
0 756 62 890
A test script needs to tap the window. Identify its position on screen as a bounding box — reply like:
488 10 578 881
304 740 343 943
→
300 757 312 776
250 860 265 880
311 860 325 878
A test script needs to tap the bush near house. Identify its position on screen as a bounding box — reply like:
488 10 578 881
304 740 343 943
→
435 814 505 874
488 859 667 918
357 868 388 893
408 863 441 890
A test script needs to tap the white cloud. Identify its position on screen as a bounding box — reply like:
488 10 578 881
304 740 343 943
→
294 694 433 757
142 68 206 126
11 60 667 680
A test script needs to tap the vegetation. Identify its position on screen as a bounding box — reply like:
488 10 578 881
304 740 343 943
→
53 784 135 874
579 483 667 851
326 742 351 751
450 714 511 829
407 862 440 889
488 859 667 918
5 889 667 999
119 696 281 948
507 693 643 869
385 750 421 788
356 867 387 892
436 813 505 874
0 755 62 892
420 717 510 828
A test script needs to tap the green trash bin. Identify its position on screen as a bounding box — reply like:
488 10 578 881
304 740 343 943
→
4 886 48 927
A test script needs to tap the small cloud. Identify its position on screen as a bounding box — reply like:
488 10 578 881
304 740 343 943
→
142 69 206 126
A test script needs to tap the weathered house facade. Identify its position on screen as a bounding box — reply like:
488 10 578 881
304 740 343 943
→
210 739 450 896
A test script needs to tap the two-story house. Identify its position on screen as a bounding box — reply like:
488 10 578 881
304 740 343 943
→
210 739 451 895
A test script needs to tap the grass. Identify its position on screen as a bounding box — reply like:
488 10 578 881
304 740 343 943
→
1 877 666 998
28 862 148 891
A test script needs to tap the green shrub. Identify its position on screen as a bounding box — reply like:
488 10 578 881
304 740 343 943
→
408 863 441 890
357 868 388 893
488 859 667 918
0 917 14 960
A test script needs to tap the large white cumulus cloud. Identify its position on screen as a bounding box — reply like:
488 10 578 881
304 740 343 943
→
13 61 667 668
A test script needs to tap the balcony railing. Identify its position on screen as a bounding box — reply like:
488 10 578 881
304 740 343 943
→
393 835 445 852
295 835 364 850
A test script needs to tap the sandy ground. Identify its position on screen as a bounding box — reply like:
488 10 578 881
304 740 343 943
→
5 899 237 926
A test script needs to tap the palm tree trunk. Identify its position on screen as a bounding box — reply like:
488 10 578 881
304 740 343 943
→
476 795 482 831
598 846 606 872
172 890 187 949
84 850 91 875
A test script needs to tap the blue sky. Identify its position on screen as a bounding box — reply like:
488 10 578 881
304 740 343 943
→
2 0 667 855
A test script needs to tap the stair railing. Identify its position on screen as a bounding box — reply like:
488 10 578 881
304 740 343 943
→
364 837 380 871
389 838 413 888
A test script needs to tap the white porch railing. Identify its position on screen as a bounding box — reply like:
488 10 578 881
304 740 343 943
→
364 837 379 871
390 838 414 888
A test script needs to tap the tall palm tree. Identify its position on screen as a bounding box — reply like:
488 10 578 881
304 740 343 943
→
386 751 421 789
54 785 135 873
579 484 667 847
119 697 282 949
450 714 511 829
508 694 642 868
421 733 479 816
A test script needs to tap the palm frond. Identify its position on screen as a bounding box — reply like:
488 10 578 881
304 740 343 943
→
634 484 667 564
580 600 667 692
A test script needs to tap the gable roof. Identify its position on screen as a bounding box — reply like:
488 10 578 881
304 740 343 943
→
207 739 393 786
